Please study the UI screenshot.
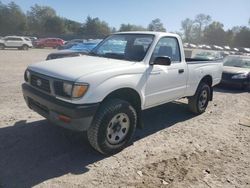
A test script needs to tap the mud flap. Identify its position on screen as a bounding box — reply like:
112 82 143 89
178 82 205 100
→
210 87 213 101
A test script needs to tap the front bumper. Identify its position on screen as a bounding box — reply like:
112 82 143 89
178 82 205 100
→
220 78 250 89
22 83 99 131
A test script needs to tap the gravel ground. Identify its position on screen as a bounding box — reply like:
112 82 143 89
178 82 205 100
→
0 49 249 188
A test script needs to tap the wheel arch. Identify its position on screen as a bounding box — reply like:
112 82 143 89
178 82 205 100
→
102 87 142 111
199 75 213 101
101 87 143 128
200 75 212 87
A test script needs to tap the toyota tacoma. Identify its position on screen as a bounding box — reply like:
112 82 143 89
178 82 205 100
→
22 32 223 154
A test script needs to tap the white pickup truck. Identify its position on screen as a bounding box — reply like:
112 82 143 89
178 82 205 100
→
22 32 222 154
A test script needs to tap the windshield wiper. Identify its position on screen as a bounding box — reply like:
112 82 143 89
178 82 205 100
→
88 51 98 56
88 51 104 58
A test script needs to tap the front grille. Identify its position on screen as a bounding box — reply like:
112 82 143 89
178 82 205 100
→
53 81 71 98
30 74 51 93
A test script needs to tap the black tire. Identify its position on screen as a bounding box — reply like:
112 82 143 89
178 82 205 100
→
188 82 210 114
87 99 137 155
0 44 5 50
22 45 29 50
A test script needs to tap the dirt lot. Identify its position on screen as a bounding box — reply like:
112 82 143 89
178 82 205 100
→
0 49 249 188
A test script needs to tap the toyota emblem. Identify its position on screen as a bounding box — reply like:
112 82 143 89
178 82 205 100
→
36 79 42 87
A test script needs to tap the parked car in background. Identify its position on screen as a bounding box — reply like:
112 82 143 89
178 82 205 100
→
188 43 197 48
221 55 250 89
183 43 189 48
57 42 78 50
58 39 87 50
70 40 101 51
33 38 64 48
239 47 250 54
46 40 101 60
0 36 33 50
224 46 231 51
233 48 239 52
212 45 223 51
204 45 212 50
64 39 86 45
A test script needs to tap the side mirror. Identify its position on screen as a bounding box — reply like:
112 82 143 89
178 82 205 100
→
151 56 171 66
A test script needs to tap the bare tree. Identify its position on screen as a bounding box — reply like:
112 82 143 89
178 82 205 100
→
194 14 212 42
181 18 194 42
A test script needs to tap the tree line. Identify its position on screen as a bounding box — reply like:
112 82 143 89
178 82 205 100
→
0 1 165 39
0 1 249 47
181 14 250 48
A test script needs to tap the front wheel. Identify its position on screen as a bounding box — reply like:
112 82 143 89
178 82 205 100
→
188 82 211 114
87 99 137 155
22 45 29 50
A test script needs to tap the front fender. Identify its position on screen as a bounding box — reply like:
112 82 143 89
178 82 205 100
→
80 73 147 108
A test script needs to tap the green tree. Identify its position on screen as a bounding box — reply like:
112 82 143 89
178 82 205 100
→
111 27 117 33
233 26 250 47
225 30 234 46
0 1 27 35
44 16 65 35
119 24 146 31
203 21 226 45
27 4 56 35
80 16 111 39
63 19 81 34
194 14 211 43
181 18 194 42
147 18 166 32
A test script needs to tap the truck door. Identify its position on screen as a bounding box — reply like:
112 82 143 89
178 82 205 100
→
145 37 187 108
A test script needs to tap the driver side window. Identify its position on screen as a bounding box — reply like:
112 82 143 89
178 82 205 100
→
151 37 181 63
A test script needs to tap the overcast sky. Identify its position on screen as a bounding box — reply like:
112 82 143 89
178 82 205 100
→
2 0 250 31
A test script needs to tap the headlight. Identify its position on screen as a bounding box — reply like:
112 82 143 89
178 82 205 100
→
63 82 73 96
232 73 248 79
72 84 89 98
24 70 30 82
55 81 88 99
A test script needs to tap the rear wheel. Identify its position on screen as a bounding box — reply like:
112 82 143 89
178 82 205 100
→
0 44 5 50
188 82 210 114
87 99 137 155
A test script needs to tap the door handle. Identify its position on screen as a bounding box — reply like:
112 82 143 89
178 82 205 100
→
178 69 184 74
150 72 161 75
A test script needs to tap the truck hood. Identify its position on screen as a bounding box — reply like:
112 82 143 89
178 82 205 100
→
28 55 135 81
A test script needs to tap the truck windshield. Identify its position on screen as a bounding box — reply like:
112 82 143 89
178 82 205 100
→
90 34 154 61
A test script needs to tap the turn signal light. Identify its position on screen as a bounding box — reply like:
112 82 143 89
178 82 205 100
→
58 115 71 123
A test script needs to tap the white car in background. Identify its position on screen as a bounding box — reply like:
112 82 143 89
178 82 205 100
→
0 36 33 50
